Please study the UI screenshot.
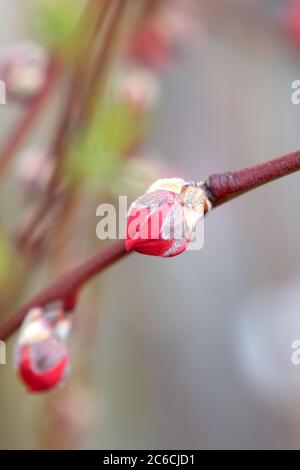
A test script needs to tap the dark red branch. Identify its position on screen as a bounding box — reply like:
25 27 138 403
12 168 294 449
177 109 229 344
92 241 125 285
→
0 240 128 341
2 150 300 341
205 150 300 207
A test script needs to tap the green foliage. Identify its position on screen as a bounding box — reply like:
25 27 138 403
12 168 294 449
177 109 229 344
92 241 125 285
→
68 96 148 188
30 0 83 52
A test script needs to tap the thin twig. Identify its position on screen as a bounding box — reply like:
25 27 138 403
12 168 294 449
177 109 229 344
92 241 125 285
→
16 0 112 250
78 0 128 125
48 0 112 188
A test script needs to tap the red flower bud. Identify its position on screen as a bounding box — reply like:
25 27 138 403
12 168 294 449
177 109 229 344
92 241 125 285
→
127 23 171 72
14 302 73 393
126 2 197 72
284 0 300 45
126 178 211 257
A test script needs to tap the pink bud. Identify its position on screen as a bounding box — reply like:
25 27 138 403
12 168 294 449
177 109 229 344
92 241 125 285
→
14 302 73 393
152 1 198 54
126 178 211 257
0 42 48 102
14 148 54 199
114 65 160 114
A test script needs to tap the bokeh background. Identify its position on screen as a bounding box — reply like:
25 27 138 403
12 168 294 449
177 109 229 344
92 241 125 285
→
1 0 300 449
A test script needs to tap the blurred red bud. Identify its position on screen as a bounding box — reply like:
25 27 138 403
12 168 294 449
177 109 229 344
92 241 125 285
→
284 0 300 44
127 1 197 72
128 23 172 72
14 302 73 393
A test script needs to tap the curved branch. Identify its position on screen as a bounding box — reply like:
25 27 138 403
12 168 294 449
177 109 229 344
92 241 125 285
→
1 150 300 341
0 240 128 341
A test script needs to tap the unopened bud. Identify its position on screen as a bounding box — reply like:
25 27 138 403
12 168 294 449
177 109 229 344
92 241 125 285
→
14 302 73 392
0 42 48 102
14 148 54 199
126 178 211 257
114 65 160 114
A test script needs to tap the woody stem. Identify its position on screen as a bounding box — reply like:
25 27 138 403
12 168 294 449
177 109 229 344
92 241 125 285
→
1 150 300 341
204 150 300 207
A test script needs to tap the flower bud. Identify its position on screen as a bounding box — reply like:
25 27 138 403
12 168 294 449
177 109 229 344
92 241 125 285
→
114 65 160 114
127 1 197 72
126 178 211 257
127 23 171 72
149 1 197 58
14 148 54 200
0 42 48 102
14 302 73 393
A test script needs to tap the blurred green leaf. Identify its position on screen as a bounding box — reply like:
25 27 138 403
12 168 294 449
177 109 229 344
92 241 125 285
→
68 96 148 188
31 0 83 52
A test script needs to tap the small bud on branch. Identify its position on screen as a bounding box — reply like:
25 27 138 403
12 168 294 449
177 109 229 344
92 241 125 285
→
0 42 49 103
126 178 211 257
14 302 73 392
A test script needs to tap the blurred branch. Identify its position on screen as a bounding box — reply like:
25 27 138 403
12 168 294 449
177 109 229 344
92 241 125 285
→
78 0 128 126
16 0 128 253
1 150 300 341
0 57 62 179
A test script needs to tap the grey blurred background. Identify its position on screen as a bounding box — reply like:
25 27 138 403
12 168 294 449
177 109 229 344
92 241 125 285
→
1 0 300 450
